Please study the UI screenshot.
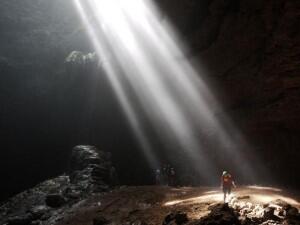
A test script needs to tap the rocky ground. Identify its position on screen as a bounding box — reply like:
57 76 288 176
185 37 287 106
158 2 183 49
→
1 144 299 225
1 180 300 225
1 145 300 225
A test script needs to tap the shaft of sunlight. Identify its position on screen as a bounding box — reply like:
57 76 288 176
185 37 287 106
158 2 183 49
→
72 0 268 183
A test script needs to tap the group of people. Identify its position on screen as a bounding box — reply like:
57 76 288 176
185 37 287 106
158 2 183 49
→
155 164 176 186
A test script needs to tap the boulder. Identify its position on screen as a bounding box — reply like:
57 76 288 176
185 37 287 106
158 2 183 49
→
69 145 115 192
195 203 240 225
285 206 300 219
163 211 188 225
93 216 110 225
30 205 48 220
45 194 66 208
263 207 279 221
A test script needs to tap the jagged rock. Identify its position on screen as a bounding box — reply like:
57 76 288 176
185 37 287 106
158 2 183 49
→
0 145 116 225
30 205 48 220
263 207 280 221
93 215 110 225
69 145 114 192
194 203 240 225
163 211 188 225
285 206 299 219
45 194 66 208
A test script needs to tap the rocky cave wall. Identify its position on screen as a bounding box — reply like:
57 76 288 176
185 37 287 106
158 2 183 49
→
0 0 300 200
157 0 300 186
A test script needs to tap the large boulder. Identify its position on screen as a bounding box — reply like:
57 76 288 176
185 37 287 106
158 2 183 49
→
69 145 116 193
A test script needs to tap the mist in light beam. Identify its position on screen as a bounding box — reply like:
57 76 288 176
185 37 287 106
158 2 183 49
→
72 0 268 184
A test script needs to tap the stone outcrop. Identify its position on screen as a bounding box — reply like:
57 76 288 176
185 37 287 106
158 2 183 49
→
187 198 300 225
0 145 117 225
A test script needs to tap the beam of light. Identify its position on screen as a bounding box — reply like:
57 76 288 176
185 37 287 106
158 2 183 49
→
72 0 268 183
73 0 159 169
165 193 300 207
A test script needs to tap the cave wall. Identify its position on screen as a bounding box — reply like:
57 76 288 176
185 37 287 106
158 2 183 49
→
0 0 300 200
158 0 300 185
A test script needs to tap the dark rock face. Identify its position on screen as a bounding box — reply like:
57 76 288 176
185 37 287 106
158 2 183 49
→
157 0 300 185
93 216 110 225
0 145 116 225
163 211 188 225
45 194 66 208
69 145 116 193
193 203 240 225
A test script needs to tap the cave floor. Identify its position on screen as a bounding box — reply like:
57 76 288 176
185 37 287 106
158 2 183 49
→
55 186 300 225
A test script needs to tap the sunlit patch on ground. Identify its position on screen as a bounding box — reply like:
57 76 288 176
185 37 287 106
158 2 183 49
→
50 186 300 225
250 194 300 206
164 186 300 207
246 185 282 192
164 193 223 206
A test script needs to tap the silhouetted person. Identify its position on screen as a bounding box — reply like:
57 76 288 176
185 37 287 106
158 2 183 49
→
155 169 162 185
168 167 176 186
162 164 169 185
221 171 236 202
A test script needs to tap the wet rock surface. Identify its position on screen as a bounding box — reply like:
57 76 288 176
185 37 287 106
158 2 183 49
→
0 145 116 225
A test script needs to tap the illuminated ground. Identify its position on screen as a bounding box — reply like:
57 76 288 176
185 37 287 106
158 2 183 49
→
54 186 300 225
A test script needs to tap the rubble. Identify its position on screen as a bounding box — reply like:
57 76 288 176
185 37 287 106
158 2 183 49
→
0 146 116 225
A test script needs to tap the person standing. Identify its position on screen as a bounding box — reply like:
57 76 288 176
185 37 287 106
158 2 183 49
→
221 171 236 202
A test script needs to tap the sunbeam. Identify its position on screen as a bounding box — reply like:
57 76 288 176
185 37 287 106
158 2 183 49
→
72 0 268 184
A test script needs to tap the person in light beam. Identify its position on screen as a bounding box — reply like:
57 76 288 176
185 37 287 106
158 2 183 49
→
221 170 236 203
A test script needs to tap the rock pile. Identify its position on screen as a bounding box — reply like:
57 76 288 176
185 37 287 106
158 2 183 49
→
193 203 240 225
0 145 117 225
188 198 300 225
228 196 300 225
